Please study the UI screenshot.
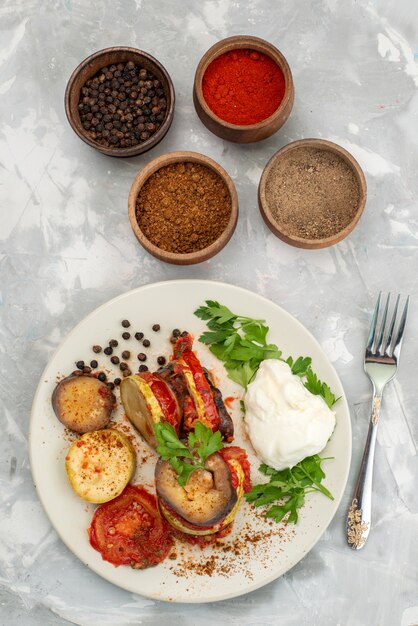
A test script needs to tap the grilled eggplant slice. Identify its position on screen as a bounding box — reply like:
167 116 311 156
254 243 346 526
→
52 374 115 433
203 369 234 442
120 372 181 448
155 452 237 533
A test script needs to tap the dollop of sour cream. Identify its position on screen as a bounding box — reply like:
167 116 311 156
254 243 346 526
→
245 359 336 470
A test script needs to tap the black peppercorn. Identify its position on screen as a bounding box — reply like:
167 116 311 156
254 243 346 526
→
83 366 92 374
122 332 130 340
170 336 177 344
123 368 131 377
76 360 84 370
110 356 120 365
107 382 115 390
120 362 128 371
172 329 181 338
138 364 149 372
98 372 106 382
181 331 189 337
109 339 118 347
152 324 160 332
104 346 113 355
77 61 166 150
157 356 166 366
143 339 150 347
137 353 147 362
135 332 144 340
90 360 98 369
114 377 121 386
92 345 102 353
122 350 130 360
121 319 130 328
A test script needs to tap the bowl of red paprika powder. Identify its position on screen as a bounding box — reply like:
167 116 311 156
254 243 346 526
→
193 35 294 143
128 151 239 265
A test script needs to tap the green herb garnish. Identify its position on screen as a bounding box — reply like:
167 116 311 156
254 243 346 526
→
154 420 224 487
245 455 334 524
194 300 339 407
194 300 281 388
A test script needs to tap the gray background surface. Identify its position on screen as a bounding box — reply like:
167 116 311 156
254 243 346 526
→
1 0 417 624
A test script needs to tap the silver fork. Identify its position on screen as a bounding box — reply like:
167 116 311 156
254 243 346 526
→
346 293 409 550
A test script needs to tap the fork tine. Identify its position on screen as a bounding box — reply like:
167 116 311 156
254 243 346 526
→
376 293 390 355
384 294 400 355
391 295 410 358
366 292 381 353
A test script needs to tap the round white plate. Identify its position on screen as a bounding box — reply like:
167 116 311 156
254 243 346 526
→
30 280 351 603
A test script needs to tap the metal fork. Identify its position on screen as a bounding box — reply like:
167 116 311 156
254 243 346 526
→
346 293 409 550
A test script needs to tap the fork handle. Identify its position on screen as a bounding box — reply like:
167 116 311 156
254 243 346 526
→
346 394 381 549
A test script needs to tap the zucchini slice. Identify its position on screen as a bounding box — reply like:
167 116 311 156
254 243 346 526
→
65 429 136 503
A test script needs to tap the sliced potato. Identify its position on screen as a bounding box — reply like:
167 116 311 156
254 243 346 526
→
65 429 136 503
52 374 115 433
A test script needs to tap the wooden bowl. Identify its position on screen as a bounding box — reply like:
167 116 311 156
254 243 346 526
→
193 35 294 143
65 47 175 157
128 151 239 265
258 139 367 249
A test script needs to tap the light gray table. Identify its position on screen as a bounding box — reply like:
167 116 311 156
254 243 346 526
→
1 1 417 625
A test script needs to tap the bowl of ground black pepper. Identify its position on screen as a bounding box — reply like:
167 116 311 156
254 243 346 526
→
193 35 294 143
65 47 175 157
258 139 367 249
128 151 238 264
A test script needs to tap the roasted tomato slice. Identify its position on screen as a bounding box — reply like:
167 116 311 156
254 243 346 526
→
139 372 180 431
89 485 174 568
173 339 220 432
218 446 252 493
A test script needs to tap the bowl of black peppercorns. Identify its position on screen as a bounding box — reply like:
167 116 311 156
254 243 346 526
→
65 47 175 157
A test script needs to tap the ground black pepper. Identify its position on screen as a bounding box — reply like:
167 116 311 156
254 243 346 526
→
136 162 232 253
78 62 167 149
264 147 361 239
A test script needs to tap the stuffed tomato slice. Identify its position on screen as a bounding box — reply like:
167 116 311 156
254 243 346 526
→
120 372 181 448
89 485 173 568
155 448 251 536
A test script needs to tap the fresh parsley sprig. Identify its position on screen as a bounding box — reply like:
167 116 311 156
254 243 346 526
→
195 300 281 388
154 420 224 487
194 300 339 407
245 455 334 524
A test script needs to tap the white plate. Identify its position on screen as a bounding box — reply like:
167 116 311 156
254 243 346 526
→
30 280 351 603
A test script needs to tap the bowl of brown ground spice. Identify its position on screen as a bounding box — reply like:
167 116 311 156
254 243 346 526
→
128 151 238 264
258 139 367 249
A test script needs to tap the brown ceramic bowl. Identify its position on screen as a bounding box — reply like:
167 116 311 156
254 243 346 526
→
65 47 175 157
128 151 239 265
258 139 367 249
193 35 294 143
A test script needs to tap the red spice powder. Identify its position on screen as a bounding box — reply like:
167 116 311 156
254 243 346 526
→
202 49 285 125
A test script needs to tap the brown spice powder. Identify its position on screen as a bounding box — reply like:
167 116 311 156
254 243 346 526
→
136 162 232 253
265 147 361 239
